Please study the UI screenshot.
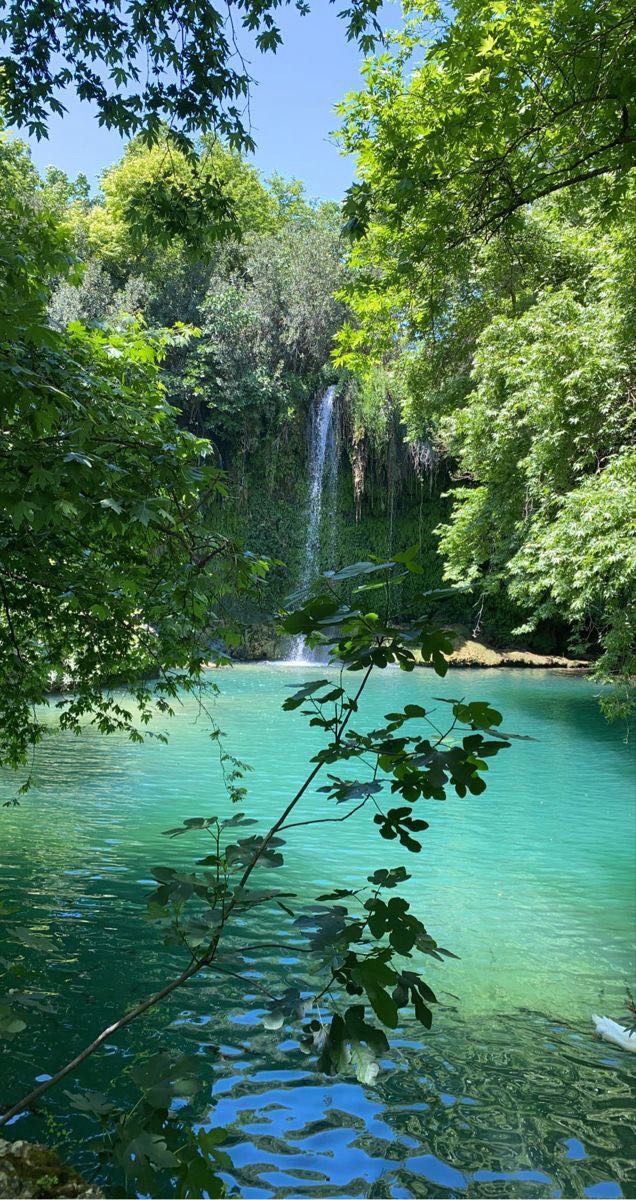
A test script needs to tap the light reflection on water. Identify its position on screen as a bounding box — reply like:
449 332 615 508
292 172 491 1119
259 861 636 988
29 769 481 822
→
0 665 634 1198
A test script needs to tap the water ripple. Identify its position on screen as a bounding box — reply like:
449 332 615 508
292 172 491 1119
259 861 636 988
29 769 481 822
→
1 666 634 1197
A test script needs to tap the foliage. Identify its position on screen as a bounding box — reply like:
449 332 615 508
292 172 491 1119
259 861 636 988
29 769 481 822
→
334 0 636 702
0 558 512 1198
337 0 635 270
47 143 346 453
83 134 278 271
0 130 267 773
348 365 398 447
181 207 346 443
507 450 636 713
34 139 477 641
36 136 407 643
0 0 383 146
182 281 281 443
0 133 74 339
431 203 636 705
243 207 346 375
48 261 151 332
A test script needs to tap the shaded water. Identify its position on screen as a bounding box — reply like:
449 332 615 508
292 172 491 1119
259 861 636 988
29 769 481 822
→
0 666 634 1197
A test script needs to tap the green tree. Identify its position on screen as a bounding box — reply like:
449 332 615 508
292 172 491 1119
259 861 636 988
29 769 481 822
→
507 450 636 716
0 131 266 771
83 133 277 275
338 0 635 267
335 1 636 707
169 194 346 445
430 198 636 702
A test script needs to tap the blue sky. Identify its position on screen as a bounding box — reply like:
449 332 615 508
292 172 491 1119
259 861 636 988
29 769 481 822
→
25 2 401 202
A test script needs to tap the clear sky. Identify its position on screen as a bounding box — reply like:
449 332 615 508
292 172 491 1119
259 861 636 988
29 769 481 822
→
25 2 401 202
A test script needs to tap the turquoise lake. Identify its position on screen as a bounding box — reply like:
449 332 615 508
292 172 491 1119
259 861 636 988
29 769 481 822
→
1 664 634 1197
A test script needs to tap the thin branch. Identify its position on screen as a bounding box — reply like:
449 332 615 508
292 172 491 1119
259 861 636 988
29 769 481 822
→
212 967 279 1003
0 658 376 1126
280 797 369 832
236 663 374 891
0 946 217 1127
456 136 636 248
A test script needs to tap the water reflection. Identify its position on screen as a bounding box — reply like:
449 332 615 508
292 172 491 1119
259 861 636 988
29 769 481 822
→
186 1007 633 1198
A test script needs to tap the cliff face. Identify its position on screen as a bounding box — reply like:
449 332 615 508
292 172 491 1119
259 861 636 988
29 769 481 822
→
212 390 571 660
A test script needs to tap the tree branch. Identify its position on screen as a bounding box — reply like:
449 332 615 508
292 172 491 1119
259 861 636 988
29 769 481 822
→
0 658 376 1127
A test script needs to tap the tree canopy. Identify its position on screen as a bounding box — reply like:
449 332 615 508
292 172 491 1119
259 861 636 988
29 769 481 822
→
339 0 636 259
82 133 278 266
335 1 636 707
0 131 267 772
0 0 383 146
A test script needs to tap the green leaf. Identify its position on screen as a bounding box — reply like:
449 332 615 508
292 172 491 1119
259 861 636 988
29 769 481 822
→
453 701 503 728
261 987 306 1029
124 1133 179 1173
64 1090 118 1116
0 1001 27 1038
150 866 177 883
353 958 399 1028
10 926 55 953
317 1012 348 1074
367 866 411 889
162 816 217 837
349 1040 380 1084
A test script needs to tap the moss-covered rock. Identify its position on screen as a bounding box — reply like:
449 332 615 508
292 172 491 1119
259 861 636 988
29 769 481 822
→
0 1139 103 1199
233 622 285 661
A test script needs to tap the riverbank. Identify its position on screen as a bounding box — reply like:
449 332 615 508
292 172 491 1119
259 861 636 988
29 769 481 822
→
418 628 589 671
229 623 589 671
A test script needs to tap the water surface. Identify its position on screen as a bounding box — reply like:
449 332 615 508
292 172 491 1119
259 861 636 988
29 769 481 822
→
1 666 634 1197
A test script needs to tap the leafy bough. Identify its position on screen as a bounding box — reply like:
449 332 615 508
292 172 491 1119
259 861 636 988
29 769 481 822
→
0 558 516 1193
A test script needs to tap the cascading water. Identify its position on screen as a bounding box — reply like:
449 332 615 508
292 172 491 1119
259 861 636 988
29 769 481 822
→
289 385 337 663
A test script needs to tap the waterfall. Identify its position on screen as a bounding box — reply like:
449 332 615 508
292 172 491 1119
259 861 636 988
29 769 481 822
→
289 385 337 663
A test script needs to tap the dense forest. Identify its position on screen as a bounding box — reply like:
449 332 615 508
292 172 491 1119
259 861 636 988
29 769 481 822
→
3 106 635 727
0 0 635 1196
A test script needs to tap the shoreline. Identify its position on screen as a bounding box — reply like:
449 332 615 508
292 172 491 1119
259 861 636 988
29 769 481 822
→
218 655 590 673
415 632 589 672
228 626 590 673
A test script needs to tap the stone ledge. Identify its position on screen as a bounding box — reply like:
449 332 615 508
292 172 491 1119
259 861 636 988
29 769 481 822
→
416 629 589 671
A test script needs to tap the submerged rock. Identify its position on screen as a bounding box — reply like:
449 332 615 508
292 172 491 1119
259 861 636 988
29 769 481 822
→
0 1139 103 1199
